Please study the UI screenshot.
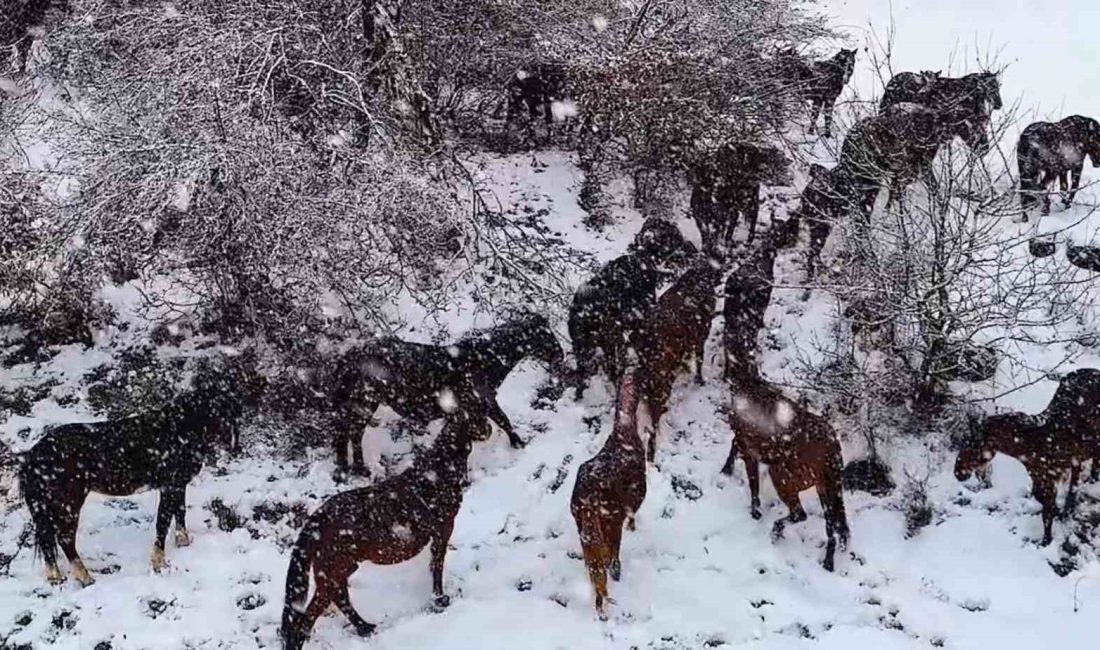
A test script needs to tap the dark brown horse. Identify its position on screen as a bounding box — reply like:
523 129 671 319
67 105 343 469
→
505 62 568 126
319 312 563 478
955 412 1082 546
836 102 974 225
957 368 1100 544
1017 115 1100 216
571 373 647 618
19 368 250 586
280 407 491 650
721 373 849 571
687 143 790 255
880 70 1002 154
788 163 852 282
780 48 857 137
569 219 696 400
722 223 797 381
636 259 722 460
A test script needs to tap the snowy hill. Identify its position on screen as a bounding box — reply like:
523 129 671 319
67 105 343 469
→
3 1 1100 649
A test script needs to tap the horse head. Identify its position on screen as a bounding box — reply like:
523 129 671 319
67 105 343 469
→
837 48 857 80
632 218 696 270
976 71 1003 112
1086 118 1100 166
953 412 994 481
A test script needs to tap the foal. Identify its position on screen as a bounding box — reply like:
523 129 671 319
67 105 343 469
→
20 374 242 586
1017 115 1100 216
571 373 647 617
635 259 722 460
280 408 491 650
721 372 849 571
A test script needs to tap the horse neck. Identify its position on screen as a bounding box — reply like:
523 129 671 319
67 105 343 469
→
984 419 1042 458
416 425 473 485
458 323 529 385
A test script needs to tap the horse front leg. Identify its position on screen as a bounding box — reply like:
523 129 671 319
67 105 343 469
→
1032 476 1057 546
484 398 524 449
1063 464 1081 518
1067 165 1084 206
172 485 191 547
822 100 836 138
745 453 762 520
153 486 185 572
430 520 456 607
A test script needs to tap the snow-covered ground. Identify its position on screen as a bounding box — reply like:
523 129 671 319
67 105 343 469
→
3 2 1100 649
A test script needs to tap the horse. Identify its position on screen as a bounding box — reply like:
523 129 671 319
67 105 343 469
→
956 368 1100 544
880 70 1002 155
722 222 798 381
836 102 973 226
955 412 1082 546
687 143 791 255
19 367 250 586
320 312 563 478
720 372 849 571
1017 115 1100 216
569 219 696 400
505 62 568 127
780 48 857 137
787 163 852 282
635 258 722 460
570 373 647 618
280 407 491 650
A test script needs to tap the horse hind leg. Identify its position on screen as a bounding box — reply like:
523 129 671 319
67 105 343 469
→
606 518 625 582
25 489 64 584
56 497 93 587
334 583 376 637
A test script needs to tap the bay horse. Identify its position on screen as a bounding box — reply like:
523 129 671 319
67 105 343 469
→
780 48 857 137
1017 115 1100 216
636 258 722 460
19 368 248 586
955 412 1081 546
570 219 696 400
571 373 647 618
956 368 1100 544
880 70 1002 154
280 407 491 650
687 143 791 255
321 312 563 478
721 372 849 571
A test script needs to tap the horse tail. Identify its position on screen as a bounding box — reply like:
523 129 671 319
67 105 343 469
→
18 458 59 566
281 517 320 649
576 504 611 607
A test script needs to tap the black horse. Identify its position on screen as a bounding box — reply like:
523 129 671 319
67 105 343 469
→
687 143 790 255
320 312 563 478
19 368 252 586
1017 115 1100 216
505 62 568 126
836 102 974 224
780 48 857 137
880 70 1002 154
569 219 696 399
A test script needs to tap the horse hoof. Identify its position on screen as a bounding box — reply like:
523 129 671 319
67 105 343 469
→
354 623 377 637
175 530 193 547
434 594 451 609
822 558 835 572
351 465 370 478
751 508 762 521
509 437 527 450
46 565 65 585
1040 535 1053 547
610 560 621 582
151 548 169 573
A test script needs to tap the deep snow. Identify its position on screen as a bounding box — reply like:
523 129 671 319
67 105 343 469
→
4 1 1100 648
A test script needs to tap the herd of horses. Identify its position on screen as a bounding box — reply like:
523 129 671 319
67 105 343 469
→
9 45 1100 650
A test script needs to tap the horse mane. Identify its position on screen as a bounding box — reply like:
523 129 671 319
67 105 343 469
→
457 311 546 345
